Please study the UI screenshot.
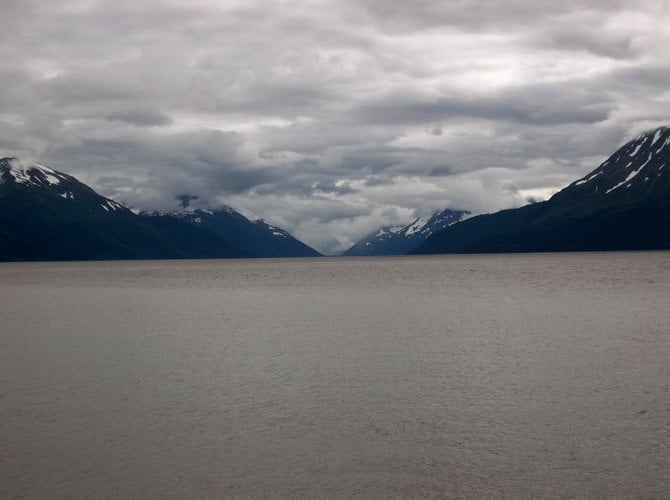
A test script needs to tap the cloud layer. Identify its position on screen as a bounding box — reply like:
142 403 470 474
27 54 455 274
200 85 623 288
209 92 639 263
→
2 0 670 253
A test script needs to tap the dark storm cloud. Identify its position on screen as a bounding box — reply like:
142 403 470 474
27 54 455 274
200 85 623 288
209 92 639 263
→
534 22 639 59
312 180 358 196
39 75 142 103
105 110 173 127
355 85 614 127
1 0 669 253
604 63 670 94
428 166 453 177
350 0 636 32
48 128 282 209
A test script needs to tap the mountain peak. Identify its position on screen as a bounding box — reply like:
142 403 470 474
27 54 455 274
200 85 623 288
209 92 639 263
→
559 126 670 201
0 156 131 214
0 157 72 188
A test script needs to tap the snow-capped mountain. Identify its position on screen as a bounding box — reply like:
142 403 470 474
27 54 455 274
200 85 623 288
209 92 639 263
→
160 207 321 258
553 126 670 204
0 157 247 261
414 126 670 254
343 209 468 256
0 157 321 261
0 157 127 212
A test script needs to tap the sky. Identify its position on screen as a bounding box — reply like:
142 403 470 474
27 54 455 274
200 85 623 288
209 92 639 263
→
2 0 670 254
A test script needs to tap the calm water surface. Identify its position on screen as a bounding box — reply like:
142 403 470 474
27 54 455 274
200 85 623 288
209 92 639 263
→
1 253 669 498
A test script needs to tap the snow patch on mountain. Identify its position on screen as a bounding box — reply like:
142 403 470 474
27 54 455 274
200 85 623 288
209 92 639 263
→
605 153 654 194
651 129 663 147
630 138 646 157
101 199 123 211
574 170 602 186
404 217 428 236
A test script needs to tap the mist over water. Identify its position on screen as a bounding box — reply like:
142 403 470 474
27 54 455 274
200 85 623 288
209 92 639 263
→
1 253 669 498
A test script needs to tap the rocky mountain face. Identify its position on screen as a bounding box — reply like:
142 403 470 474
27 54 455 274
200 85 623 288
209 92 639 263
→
343 209 468 256
414 126 670 254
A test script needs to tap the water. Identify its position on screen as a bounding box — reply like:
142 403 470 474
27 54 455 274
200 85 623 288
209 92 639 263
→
1 253 669 498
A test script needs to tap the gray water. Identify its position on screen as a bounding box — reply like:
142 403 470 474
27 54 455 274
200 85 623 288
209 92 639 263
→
1 253 669 498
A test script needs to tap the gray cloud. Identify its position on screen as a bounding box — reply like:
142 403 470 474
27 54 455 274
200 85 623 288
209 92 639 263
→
1 0 669 253
105 110 173 127
358 94 612 127
428 166 453 177
364 175 393 187
350 0 641 34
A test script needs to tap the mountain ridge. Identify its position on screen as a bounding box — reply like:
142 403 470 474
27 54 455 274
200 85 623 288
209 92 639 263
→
3 126 669 260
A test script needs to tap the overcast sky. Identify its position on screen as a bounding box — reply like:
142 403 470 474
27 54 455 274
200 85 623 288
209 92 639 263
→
2 0 670 253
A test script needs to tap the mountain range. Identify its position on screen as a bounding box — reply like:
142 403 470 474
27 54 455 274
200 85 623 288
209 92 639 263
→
2 126 669 261
0 157 320 261
342 209 468 256
413 126 670 254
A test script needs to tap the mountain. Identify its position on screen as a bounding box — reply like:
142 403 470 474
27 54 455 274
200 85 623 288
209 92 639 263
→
0 157 247 261
343 209 469 256
160 207 321 257
413 126 670 254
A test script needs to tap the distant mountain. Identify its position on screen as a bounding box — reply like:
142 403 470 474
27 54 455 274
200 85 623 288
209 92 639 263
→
159 207 321 257
413 126 670 254
343 209 468 256
0 157 247 261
